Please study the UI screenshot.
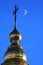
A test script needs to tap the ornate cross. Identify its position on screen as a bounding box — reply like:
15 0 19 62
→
13 5 18 29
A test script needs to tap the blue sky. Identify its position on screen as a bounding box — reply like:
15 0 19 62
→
0 0 43 65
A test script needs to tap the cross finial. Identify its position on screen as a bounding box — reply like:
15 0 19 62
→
13 5 18 29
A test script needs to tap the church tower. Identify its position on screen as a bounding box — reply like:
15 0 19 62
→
1 5 29 65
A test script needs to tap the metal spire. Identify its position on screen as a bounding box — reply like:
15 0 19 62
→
13 5 18 29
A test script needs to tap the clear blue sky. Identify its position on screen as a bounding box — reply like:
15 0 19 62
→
0 0 43 65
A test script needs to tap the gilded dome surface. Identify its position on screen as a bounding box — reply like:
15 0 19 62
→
10 28 22 42
4 44 26 61
1 58 28 65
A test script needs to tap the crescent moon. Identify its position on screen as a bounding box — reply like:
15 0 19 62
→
24 10 27 15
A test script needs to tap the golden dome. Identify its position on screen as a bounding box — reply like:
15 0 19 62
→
10 28 22 43
4 44 26 61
